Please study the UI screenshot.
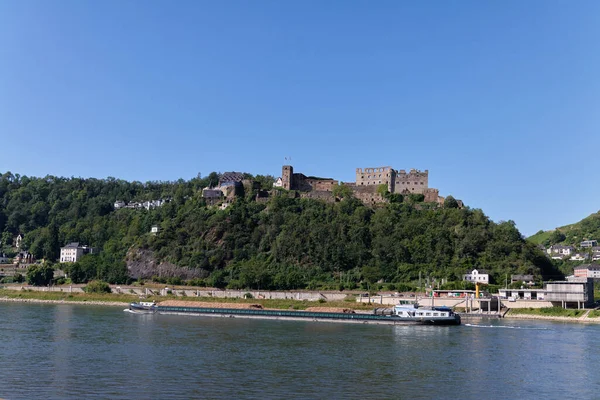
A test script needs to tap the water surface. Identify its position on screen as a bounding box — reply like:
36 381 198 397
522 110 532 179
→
0 303 597 399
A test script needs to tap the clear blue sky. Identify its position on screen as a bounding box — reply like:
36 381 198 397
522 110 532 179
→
1 1 599 237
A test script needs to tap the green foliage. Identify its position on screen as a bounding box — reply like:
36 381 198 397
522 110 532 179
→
376 184 389 197
444 196 459 209
529 211 600 247
332 184 354 199
549 230 566 243
440 281 476 290
84 280 111 293
26 264 54 286
510 307 585 318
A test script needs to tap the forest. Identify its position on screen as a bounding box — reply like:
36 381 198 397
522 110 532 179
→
0 171 560 289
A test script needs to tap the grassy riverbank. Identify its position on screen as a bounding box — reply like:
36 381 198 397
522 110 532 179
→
0 289 378 311
507 307 586 318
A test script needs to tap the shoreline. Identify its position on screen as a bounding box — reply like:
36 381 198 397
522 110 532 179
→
1 296 599 324
0 296 128 307
503 312 600 324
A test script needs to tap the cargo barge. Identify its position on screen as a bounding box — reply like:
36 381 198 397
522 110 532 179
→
129 302 461 326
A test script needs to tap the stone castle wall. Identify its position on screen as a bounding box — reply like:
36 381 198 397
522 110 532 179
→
393 169 428 194
355 166 394 192
279 165 449 207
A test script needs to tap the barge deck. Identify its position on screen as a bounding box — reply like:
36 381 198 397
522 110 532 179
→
154 305 460 325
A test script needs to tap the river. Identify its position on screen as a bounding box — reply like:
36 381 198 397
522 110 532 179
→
0 302 598 399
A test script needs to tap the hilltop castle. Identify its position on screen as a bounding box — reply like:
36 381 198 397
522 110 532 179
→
275 165 449 206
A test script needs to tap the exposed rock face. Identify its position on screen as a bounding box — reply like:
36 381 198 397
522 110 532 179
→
126 249 208 280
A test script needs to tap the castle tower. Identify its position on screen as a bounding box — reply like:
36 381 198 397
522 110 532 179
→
282 165 293 190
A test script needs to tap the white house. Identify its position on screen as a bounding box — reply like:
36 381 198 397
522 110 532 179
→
547 245 575 257
570 253 589 262
15 234 22 248
463 269 489 284
273 177 283 188
580 240 598 248
59 243 95 263
150 225 159 234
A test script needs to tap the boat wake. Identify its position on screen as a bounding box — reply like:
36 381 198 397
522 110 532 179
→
464 323 549 330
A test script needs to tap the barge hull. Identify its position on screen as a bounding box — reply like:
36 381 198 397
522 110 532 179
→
155 306 460 326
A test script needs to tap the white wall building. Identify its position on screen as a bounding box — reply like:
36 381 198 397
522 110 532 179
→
463 269 489 284
60 243 95 263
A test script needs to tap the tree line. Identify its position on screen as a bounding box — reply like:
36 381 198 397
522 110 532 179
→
0 171 560 288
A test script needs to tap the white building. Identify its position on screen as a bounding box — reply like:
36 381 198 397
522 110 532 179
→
273 177 283 188
150 225 159 234
570 253 589 262
59 243 95 263
547 245 575 257
463 269 489 284
580 240 598 248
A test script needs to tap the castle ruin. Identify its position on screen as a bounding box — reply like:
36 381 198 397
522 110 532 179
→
278 164 449 206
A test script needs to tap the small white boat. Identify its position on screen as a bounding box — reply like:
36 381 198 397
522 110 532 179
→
391 304 461 325
129 301 157 314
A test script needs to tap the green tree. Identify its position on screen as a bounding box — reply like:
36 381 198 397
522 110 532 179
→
376 184 389 198
332 184 353 199
26 264 54 286
444 196 459 209
549 230 566 243
84 280 111 293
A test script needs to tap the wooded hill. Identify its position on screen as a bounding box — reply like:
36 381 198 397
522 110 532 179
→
528 211 600 247
0 171 560 289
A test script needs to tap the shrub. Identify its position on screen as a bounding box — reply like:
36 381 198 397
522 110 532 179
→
84 280 111 294
244 292 254 299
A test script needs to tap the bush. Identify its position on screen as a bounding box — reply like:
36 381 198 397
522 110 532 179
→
84 280 111 294
244 292 254 299
167 277 182 286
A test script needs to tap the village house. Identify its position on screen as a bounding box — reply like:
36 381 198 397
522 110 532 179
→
511 274 535 286
547 245 575 258
463 269 489 284
573 264 600 279
580 240 598 248
0 253 10 264
13 251 34 266
59 243 96 263
570 253 589 262
591 247 600 261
